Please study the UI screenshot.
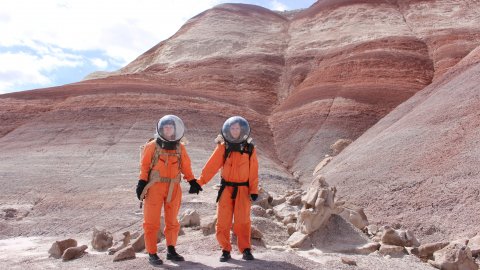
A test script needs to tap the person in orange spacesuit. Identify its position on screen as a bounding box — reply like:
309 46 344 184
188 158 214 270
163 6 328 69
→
136 114 197 265
189 116 258 262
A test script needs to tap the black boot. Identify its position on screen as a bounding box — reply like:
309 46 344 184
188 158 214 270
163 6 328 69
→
149 253 163 265
219 250 231 262
166 245 185 261
242 248 254 260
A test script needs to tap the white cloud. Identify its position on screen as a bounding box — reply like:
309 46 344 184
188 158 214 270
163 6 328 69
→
0 0 223 65
90 58 109 69
0 48 83 93
269 0 289 11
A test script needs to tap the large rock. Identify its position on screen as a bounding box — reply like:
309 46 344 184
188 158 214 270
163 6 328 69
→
48 238 77 259
428 242 478 270
296 175 336 234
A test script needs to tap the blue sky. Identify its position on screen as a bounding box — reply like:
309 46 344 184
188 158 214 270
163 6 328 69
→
0 0 316 94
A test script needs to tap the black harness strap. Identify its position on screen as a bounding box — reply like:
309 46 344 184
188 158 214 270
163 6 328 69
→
216 178 249 203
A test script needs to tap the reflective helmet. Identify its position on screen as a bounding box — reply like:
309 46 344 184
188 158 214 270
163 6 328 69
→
156 115 185 142
221 116 250 144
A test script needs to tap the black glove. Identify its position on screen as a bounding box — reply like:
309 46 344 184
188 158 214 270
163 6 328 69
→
136 180 148 200
188 179 203 194
250 194 258 201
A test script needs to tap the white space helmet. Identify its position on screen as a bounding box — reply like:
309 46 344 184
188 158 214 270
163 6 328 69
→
221 116 250 144
156 115 185 142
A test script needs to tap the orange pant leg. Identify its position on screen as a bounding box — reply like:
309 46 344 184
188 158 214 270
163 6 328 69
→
143 183 165 254
216 186 234 252
233 186 251 252
164 183 182 246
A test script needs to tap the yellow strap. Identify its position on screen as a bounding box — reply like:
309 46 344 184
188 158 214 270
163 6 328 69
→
141 173 181 203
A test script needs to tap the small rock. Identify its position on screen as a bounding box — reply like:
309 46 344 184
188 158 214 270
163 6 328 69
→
251 205 268 217
251 226 263 240
266 209 274 215
48 238 77 259
468 235 480 257
287 224 296 236
379 244 406 257
287 232 308 248
429 242 478 270
131 233 145 252
341 257 357 266
179 209 200 227
108 231 131 255
92 227 113 251
62 245 87 261
355 242 380 255
201 215 217 236
113 246 136 262
410 241 449 260
330 139 352 156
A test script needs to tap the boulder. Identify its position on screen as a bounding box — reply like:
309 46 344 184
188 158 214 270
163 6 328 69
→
48 238 77 259
428 242 478 270
296 175 336 234
62 245 87 261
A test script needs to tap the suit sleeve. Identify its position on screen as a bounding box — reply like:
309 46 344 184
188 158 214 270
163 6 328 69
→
139 142 155 181
180 144 195 181
248 148 259 194
197 144 225 186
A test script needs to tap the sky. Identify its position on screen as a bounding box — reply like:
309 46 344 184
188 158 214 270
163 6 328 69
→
0 0 316 94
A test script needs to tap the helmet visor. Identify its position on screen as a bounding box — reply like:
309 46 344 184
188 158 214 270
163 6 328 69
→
157 115 185 142
221 116 250 143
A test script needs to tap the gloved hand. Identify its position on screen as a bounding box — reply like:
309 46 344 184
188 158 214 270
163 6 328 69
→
188 179 203 194
136 180 148 200
250 194 258 201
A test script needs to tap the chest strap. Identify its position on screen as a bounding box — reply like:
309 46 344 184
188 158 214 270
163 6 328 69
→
141 172 181 203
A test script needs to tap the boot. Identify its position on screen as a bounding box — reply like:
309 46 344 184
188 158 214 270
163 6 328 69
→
148 253 163 265
242 248 254 260
219 250 231 262
166 245 185 261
